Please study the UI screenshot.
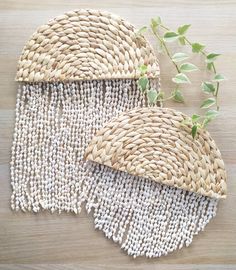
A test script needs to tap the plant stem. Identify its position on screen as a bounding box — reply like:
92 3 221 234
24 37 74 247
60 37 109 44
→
150 27 182 105
158 23 220 112
151 29 180 73
160 94 175 102
183 36 220 111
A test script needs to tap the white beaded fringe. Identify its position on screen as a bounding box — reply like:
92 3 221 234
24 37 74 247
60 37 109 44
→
10 79 145 213
86 163 218 258
10 78 218 258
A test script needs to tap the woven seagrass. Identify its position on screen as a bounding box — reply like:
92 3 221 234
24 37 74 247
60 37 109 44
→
15 9 159 82
85 107 227 199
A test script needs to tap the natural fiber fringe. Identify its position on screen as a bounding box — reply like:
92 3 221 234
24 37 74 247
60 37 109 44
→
10 79 146 212
86 162 218 258
10 79 218 257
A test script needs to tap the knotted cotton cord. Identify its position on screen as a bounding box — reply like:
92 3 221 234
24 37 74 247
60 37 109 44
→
85 163 218 258
10 79 145 212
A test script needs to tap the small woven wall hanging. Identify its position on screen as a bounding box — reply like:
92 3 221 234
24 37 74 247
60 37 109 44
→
84 107 227 257
11 9 159 213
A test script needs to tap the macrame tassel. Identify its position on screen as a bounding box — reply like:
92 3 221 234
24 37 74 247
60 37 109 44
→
10 79 145 213
86 163 218 258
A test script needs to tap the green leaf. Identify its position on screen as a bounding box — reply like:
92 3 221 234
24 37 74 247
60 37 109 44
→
205 109 219 120
147 89 158 104
138 65 147 75
202 118 211 128
191 125 198 139
192 43 205 53
155 16 162 24
181 118 192 126
212 74 226 82
207 63 213 70
180 62 198 73
172 52 189 62
206 53 221 63
172 73 191 84
151 17 162 31
200 97 216 109
179 36 186 45
202 110 219 128
172 89 184 103
191 114 201 123
156 90 165 100
178 24 191 35
138 76 149 92
201 82 215 94
163 31 179 42
137 26 148 35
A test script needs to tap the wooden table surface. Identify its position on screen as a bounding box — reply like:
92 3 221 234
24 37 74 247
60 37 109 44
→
0 0 236 269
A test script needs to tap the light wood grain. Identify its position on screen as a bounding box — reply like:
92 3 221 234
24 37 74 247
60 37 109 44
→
0 264 236 270
0 0 236 269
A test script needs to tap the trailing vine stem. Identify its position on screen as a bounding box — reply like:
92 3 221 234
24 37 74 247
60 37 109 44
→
136 17 226 138
152 30 180 73
184 36 220 111
157 23 220 111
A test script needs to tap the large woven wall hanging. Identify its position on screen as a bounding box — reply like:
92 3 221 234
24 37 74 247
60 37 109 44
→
11 9 159 213
84 107 227 257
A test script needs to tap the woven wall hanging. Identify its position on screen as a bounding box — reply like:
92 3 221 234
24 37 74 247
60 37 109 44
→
11 9 159 213
84 107 226 257
11 9 227 258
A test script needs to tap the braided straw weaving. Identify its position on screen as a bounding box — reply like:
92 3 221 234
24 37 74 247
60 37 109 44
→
85 107 227 199
84 107 227 257
11 9 160 213
16 10 159 81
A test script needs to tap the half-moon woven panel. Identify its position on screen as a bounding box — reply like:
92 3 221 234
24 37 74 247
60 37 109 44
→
11 10 160 213
15 9 159 82
85 107 227 199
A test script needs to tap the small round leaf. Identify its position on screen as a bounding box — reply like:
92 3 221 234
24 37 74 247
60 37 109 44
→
192 43 205 53
180 63 198 73
177 24 191 35
172 89 184 103
147 89 158 104
163 32 179 42
201 82 215 94
138 76 149 92
172 73 191 84
200 98 216 109
212 74 226 82
191 114 201 123
206 53 221 63
191 125 198 139
172 52 189 63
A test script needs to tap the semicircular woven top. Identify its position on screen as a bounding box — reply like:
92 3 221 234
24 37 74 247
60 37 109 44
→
16 9 159 82
84 107 227 199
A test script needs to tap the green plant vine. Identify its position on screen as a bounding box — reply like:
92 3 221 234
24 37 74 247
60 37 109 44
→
136 17 226 138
